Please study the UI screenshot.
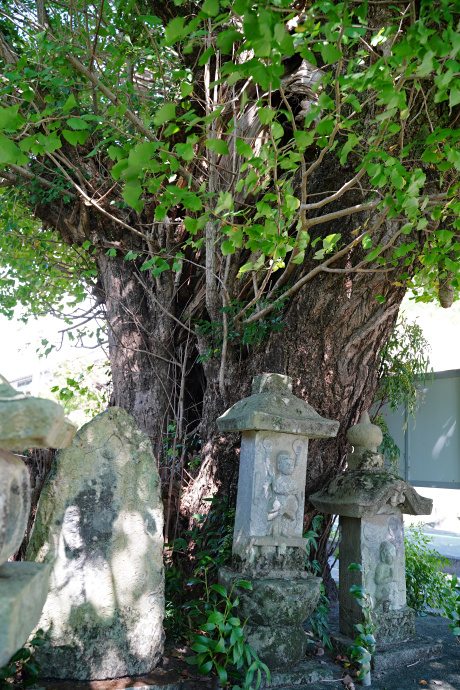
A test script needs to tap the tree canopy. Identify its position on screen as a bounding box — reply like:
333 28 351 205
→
1 0 459 327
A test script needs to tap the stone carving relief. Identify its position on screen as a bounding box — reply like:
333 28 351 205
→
374 541 397 611
265 440 304 538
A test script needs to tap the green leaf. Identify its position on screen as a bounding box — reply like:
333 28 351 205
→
318 92 335 110
0 105 25 132
294 131 314 149
210 583 227 597
258 108 275 125
62 130 89 145
221 240 235 255
236 138 253 158
217 30 242 54
122 180 144 212
0 135 27 164
191 642 210 653
449 88 460 108
153 103 176 126
197 660 213 675
320 43 343 63
180 82 194 98
235 580 253 589
199 47 216 66
66 117 89 130
165 17 186 44
202 0 219 16
62 93 78 112
205 138 229 155
417 51 436 77
216 665 228 685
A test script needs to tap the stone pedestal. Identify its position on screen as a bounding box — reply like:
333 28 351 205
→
217 374 339 670
311 411 440 666
338 513 414 644
0 377 76 667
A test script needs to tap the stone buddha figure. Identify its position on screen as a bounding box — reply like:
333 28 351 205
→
267 452 300 537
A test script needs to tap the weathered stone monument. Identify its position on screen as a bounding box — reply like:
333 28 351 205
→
26 406 165 680
311 411 442 669
217 373 339 671
0 376 76 667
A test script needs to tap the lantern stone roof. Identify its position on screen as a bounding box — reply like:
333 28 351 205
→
0 378 77 450
310 471 433 518
217 373 339 437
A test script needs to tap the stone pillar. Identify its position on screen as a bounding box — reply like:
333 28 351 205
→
311 412 442 667
217 373 339 670
0 377 77 667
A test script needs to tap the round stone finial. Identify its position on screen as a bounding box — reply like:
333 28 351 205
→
252 373 292 395
347 411 383 454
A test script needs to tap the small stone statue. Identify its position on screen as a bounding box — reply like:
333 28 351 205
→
374 541 397 610
267 452 300 537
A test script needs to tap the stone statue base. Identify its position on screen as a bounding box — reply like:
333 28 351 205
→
331 629 442 672
219 567 321 669
373 605 415 645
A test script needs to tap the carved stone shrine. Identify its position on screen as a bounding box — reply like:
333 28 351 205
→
217 373 339 670
0 376 77 667
311 411 442 666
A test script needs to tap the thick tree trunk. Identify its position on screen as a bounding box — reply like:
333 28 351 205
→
97 252 176 459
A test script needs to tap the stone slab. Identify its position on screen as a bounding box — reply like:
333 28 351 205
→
0 561 51 667
259 659 334 687
0 380 76 450
331 631 443 672
26 407 165 680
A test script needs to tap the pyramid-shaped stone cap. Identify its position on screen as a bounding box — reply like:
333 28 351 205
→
310 471 433 518
0 378 77 450
217 373 339 438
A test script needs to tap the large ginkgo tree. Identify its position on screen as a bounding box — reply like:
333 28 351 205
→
1 0 459 579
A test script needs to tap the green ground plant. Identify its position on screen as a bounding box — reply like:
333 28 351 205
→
0 630 45 689
442 574 460 643
164 496 235 641
185 571 270 689
305 515 333 651
346 564 376 687
405 524 451 614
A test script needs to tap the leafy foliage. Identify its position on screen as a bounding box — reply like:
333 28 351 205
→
375 315 432 418
164 496 235 641
1 0 460 333
0 629 46 689
405 523 452 614
346 563 376 684
186 573 270 689
48 359 111 423
305 514 333 651
442 574 460 641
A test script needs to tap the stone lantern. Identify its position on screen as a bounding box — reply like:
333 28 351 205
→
310 411 442 668
0 376 76 666
217 373 339 670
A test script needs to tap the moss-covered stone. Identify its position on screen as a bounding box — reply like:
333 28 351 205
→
26 407 164 680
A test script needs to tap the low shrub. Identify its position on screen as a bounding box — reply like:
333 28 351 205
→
405 524 451 614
